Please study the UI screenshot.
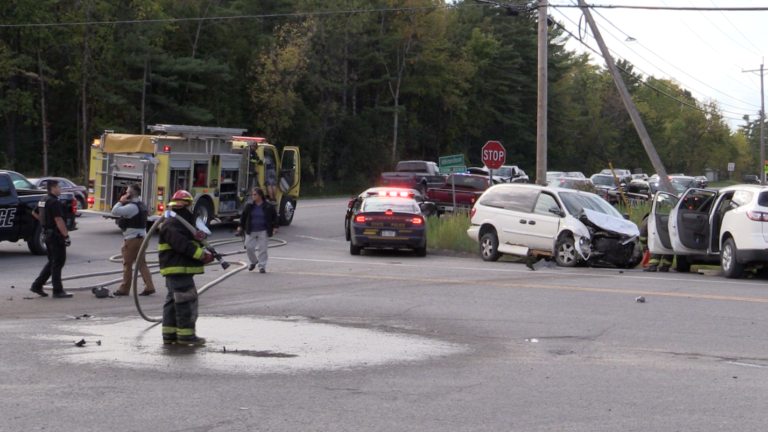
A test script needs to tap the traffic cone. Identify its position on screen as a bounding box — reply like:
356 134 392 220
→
642 250 650 268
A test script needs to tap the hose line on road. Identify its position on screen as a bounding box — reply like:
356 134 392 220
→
42 215 287 323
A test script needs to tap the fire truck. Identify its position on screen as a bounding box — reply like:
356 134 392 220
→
87 124 300 226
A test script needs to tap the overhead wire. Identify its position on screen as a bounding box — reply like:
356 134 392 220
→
686 0 761 57
711 0 764 56
557 3 761 113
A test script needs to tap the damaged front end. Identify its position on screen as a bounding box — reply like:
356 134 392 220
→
577 209 643 268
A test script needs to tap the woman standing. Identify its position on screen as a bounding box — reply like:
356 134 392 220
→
237 188 279 273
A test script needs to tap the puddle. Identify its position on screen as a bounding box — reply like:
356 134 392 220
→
35 316 463 374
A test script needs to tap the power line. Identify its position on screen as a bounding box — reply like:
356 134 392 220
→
558 4 761 111
711 0 764 56
552 19 749 122
2 3 768 28
687 0 762 57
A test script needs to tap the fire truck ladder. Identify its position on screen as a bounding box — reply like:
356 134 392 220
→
148 124 246 139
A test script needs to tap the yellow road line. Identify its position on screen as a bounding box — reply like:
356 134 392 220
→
278 271 768 304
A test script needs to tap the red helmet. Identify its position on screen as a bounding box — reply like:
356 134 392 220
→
168 190 193 208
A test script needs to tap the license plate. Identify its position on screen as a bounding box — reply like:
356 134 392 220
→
441 206 453 212
381 230 397 237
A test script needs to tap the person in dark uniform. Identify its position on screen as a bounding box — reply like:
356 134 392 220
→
159 190 213 346
30 179 72 298
639 213 673 272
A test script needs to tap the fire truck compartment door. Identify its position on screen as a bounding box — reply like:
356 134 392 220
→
221 157 241 170
280 147 300 196
170 160 191 169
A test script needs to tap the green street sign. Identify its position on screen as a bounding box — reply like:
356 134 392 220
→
439 154 464 167
438 165 467 175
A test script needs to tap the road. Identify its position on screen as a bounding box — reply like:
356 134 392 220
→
1 197 767 431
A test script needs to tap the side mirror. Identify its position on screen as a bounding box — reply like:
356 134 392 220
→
623 213 630 220
620 183 627 188
549 206 564 217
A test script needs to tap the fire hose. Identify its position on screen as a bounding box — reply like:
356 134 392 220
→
43 215 287 323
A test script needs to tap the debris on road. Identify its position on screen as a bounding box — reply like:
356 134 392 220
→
526 259 557 271
23 297 34 300
636 296 646 303
75 339 86 347
525 338 539 343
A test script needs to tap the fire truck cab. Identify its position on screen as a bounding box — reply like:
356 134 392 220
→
87 124 300 226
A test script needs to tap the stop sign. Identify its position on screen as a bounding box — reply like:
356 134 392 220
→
482 141 506 170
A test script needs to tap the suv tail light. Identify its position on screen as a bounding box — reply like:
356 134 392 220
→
747 211 768 221
72 199 78 214
471 207 477 219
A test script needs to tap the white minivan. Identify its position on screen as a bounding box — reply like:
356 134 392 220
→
648 185 768 278
468 184 642 268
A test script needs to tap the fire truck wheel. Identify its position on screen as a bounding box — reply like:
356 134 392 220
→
279 197 295 226
193 198 215 228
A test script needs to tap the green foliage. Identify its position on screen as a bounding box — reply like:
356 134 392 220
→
426 212 476 253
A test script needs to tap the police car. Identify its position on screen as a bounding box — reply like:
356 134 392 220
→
345 188 430 256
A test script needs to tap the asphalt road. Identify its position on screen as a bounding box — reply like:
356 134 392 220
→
2 198 768 431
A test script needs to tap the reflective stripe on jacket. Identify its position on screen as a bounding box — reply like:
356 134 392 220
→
158 215 206 276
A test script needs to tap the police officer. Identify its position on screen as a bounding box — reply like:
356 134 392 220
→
639 213 673 272
159 190 213 345
111 184 156 296
30 179 72 298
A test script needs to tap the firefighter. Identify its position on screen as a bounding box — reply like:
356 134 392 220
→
248 145 262 191
639 213 673 272
30 179 72 298
159 190 214 345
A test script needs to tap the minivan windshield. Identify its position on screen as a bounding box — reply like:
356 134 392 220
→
559 192 623 218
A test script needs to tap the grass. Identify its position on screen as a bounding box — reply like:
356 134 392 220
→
614 201 652 227
427 212 477 254
708 180 739 188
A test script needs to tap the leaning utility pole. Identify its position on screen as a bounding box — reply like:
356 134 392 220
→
536 0 548 185
743 63 766 185
578 0 675 193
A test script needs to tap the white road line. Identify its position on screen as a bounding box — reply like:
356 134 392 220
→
726 361 768 369
270 256 766 287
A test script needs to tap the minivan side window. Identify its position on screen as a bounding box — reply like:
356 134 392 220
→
503 188 539 212
534 193 560 215
477 188 507 208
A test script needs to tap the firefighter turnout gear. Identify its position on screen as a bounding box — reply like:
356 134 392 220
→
639 214 673 272
158 205 208 345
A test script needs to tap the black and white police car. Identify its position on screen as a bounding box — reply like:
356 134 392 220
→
345 188 431 256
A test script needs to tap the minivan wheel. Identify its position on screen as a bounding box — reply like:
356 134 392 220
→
480 232 501 262
721 238 744 279
555 236 578 267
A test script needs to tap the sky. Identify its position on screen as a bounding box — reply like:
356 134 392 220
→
474 0 768 132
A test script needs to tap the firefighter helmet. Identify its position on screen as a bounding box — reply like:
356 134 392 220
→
168 190 194 208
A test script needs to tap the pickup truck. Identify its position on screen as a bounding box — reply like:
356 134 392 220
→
426 174 491 214
0 171 77 255
380 161 446 194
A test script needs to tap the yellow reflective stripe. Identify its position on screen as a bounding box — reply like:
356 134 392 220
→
160 266 204 276
162 327 177 334
177 328 195 336
158 243 172 251
192 248 204 260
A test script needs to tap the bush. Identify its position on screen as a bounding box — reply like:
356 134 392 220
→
427 212 477 254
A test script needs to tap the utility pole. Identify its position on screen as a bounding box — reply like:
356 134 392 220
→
536 0 548 185
743 62 766 185
577 0 674 194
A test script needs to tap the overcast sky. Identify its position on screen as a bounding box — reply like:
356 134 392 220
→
474 0 767 132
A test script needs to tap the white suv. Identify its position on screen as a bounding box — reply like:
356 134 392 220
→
468 184 642 268
648 185 768 278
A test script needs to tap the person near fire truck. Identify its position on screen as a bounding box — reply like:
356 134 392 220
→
29 179 72 298
111 184 156 297
237 187 278 273
159 190 214 345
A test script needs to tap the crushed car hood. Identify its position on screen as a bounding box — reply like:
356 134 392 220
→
582 208 640 238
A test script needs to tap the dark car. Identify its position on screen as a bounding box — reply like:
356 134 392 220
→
693 176 708 188
29 177 88 217
743 175 760 185
345 187 435 240
590 174 624 203
346 194 428 256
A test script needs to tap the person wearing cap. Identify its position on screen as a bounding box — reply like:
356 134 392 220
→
158 190 214 346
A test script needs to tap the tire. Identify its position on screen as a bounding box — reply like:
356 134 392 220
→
675 255 691 273
721 238 744 279
27 224 47 255
415 246 427 257
279 197 295 226
555 236 578 267
75 197 84 217
193 198 215 228
350 241 362 256
480 232 501 262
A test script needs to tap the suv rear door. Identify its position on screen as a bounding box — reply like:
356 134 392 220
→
648 191 677 255
669 188 718 255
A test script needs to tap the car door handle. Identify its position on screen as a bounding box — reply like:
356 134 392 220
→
519 219 527 224
528 220 536 225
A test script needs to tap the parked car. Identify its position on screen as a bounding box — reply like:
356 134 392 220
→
627 179 687 200
648 185 768 278
426 174 490 214
0 171 77 255
380 161 445 194
743 175 760 185
468 184 642 268
631 173 649 181
599 168 632 183
590 174 623 204
693 176 708 188
563 172 586 179
29 177 88 217
670 175 696 189
546 171 566 183
468 166 528 183
547 177 596 193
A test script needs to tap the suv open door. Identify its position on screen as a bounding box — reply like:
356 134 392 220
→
669 188 717 255
648 191 678 255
